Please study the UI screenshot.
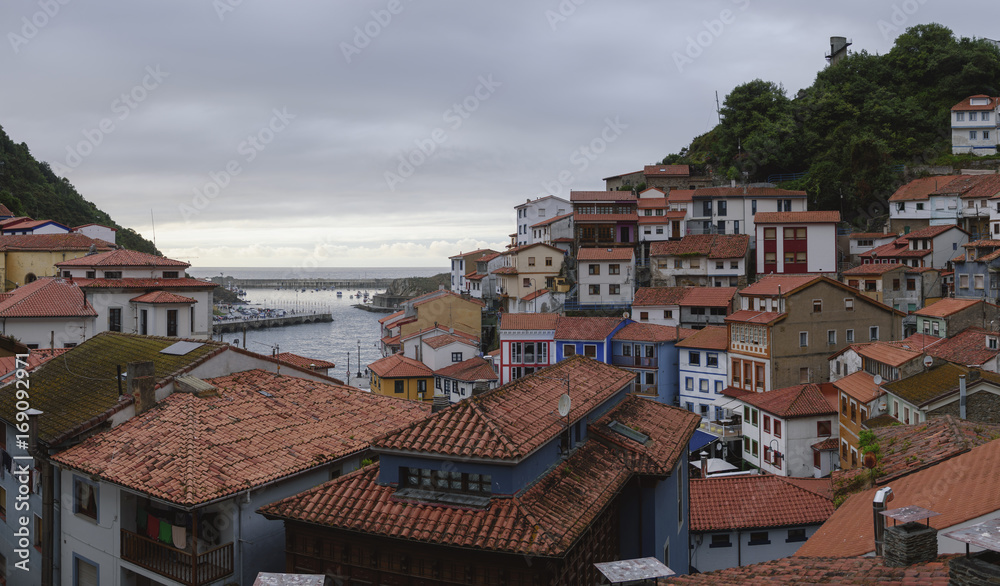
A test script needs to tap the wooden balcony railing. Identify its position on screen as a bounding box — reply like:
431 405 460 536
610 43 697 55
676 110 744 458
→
121 529 233 586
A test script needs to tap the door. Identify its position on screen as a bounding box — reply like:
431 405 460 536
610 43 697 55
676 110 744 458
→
140 309 148 335
167 309 178 337
671 220 680 239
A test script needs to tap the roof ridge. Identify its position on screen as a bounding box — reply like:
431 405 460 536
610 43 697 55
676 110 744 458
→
468 398 520 459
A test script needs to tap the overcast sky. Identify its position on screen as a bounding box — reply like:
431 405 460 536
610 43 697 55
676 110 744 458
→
0 1 993 268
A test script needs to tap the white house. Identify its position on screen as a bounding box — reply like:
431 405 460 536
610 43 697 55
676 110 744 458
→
689 475 834 574
515 195 570 246
400 326 479 369
754 211 840 276
675 326 729 421
0 277 97 349
434 356 498 403
736 383 839 478
530 212 573 248
1 219 71 236
861 224 969 270
72 223 117 244
632 286 689 327
951 95 999 155
497 312 558 384
448 248 497 294
687 186 808 247
650 234 749 288
56 250 216 339
847 232 898 263
577 247 635 306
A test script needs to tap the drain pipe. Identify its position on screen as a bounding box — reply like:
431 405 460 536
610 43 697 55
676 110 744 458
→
959 375 967 420
873 487 894 556
26 409 53 586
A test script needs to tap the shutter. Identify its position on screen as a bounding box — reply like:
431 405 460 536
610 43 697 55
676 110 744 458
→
77 558 98 586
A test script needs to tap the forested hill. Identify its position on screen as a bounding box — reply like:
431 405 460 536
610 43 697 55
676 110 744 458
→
664 24 1000 227
0 124 158 254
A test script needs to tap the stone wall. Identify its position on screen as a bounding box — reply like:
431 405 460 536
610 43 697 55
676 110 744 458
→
949 550 1000 585
930 391 1000 424
883 522 937 568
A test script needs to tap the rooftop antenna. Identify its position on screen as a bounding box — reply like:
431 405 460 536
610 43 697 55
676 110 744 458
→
150 209 156 250
715 91 722 124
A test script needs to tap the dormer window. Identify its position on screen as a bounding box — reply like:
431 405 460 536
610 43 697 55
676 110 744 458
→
162 271 179 279
988 336 998 350
399 467 492 496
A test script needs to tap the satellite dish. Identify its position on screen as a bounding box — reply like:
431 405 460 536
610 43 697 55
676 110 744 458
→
557 393 571 417
873 374 883 386
622 311 630 319
923 355 933 368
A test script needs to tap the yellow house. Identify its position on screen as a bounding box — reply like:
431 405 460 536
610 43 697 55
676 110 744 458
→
496 242 566 307
0 234 114 290
397 290 483 341
368 353 434 403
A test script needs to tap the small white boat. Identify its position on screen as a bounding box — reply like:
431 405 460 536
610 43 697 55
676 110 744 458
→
336 291 343 297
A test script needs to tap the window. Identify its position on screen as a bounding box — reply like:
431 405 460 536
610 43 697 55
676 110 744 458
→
960 274 970 289
609 264 620 275
799 332 808 347
418 380 427 395
609 284 620 295
787 528 807 543
813 300 822 313
444 379 452 392
527 257 535 266
970 130 978 140
583 345 596 358
976 274 985 290
846 329 854 343
702 200 712 216
715 381 723 394
74 476 98 521
707 353 718 367
869 326 879 341
817 420 832 437
690 258 700 269
916 203 924 211
744 436 750 453
710 534 732 548
435 377 441 389
451 352 463 363
986 131 992 140
850 401 857 423
897 202 905 212
716 261 724 270
827 330 836 344
956 111 965 121
718 200 727 216
764 227 776 240
400 467 492 496
763 414 771 433
74 554 99 586
103 271 122 279
674 259 682 269
108 308 122 333
773 420 781 438
985 112 992 122
639 311 649 321
545 256 552 266
749 531 770 545
167 309 178 337
588 284 600 295
86 270 96 279
563 344 575 356
162 271 179 279
814 450 822 470
689 351 700 366
523 277 532 288
394 380 405 394
588 264 600 275
799 367 810 383
663 310 672 319
685 377 693 390
751 439 758 456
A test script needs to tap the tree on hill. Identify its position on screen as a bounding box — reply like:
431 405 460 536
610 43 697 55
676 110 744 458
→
662 23 1000 227
0 125 159 254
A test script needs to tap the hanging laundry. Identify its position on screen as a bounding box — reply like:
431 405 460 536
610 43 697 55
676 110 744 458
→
146 513 160 540
172 524 187 550
158 518 173 546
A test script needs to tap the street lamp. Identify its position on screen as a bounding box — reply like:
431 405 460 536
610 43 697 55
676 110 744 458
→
768 438 783 471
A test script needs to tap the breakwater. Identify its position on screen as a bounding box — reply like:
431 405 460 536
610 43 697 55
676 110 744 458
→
216 277 395 290
213 312 333 334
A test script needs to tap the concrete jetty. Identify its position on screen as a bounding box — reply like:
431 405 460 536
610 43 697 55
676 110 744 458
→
213 312 333 334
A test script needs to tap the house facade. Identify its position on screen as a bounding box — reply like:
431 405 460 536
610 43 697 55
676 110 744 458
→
497 312 558 385
913 298 1000 338
495 243 565 311
686 187 808 246
434 356 498 403
610 321 692 405
650 234 749 288
0 277 98 349
515 195 570 246
368 353 434 403
676 326 729 421
577 247 635 307
571 190 638 249
554 316 628 363
951 95 1000 156
449 248 497 293
754 211 840 275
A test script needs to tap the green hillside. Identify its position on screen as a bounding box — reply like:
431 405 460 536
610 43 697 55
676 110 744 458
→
664 24 1000 228
0 124 158 254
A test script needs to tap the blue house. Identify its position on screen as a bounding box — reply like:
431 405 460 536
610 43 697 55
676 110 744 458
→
611 321 695 407
554 316 630 362
952 239 1000 301
260 356 702 583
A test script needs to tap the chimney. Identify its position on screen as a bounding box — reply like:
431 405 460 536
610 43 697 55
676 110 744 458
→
873 487 893 556
128 361 157 415
699 450 709 477
431 393 450 413
881 506 939 568
960 375 967 420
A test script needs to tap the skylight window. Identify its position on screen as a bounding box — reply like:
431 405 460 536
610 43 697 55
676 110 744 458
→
608 420 649 444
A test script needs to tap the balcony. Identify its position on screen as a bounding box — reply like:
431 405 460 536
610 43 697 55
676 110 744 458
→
612 356 658 368
700 420 742 440
121 529 234 586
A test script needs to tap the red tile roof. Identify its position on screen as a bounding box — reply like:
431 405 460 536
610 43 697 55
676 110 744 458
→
724 309 785 325
52 369 429 506
0 277 96 318
521 288 549 302
378 310 405 324
589 395 701 476
913 297 979 318
668 189 695 202
849 232 896 240
274 352 336 370
367 353 433 378
411 289 486 308
692 187 806 197
2 219 69 232
572 213 638 223
570 190 637 201
679 287 736 307
644 164 690 177
447 248 497 260
612 322 696 343
854 342 922 368
951 94 1000 111
797 435 1000 558
926 327 1000 366
56 248 190 268
841 263 908 276
754 211 841 224
738 274 819 296
492 266 518 275
499 312 559 331
667 555 952 584
0 233 114 251
578 247 634 261
636 197 667 208
75 277 216 289
372 356 634 461
675 326 728 350
888 176 954 202
530 212 573 228
958 174 1000 199
422 332 479 350
129 290 197 304
650 234 749 259
832 371 880 404
633 286 690 307
0 348 67 377
689 475 834 532
435 356 497 382
738 383 837 418
554 316 624 341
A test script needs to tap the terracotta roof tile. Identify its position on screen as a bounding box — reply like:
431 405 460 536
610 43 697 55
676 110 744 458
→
679 287 736 307
738 274 819 296
666 555 952 584
842 263 908 276
925 327 1000 366
888 176 952 202
612 322 696 343
448 248 497 260
724 309 785 325
589 395 701 476
952 94 1000 111
913 297 980 318
422 332 479 350
372 356 634 461
0 277 96 318
435 356 497 382
578 247 634 261
644 164 690 177
650 234 749 259
570 190 637 201
530 212 573 228
378 310 405 324
554 316 624 341
274 352 336 370
129 290 197 304
499 312 559 331
832 371 881 404
675 326 729 350
797 433 1000 558
367 353 433 378
854 342 922 368
691 187 806 197
56 249 189 268
52 369 429 506
76 277 216 289
0 233 114 252
668 189 695 202
754 211 841 224
633 287 690 307
689 475 834 532
738 383 837 418
849 232 897 240
0 348 67 377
